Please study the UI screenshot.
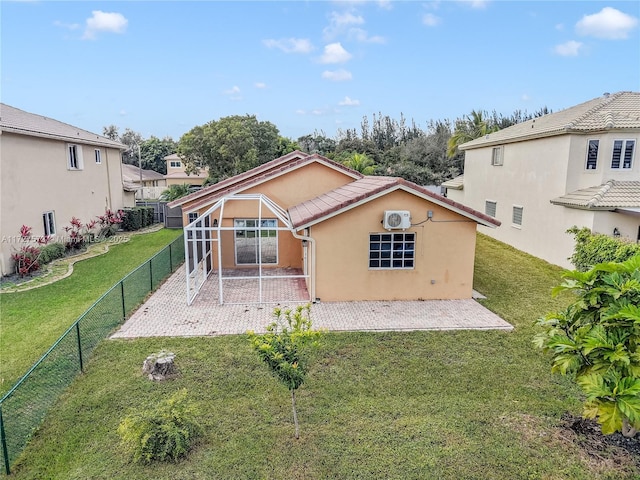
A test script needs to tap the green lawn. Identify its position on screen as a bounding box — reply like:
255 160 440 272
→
7 234 639 479
0 228 182 395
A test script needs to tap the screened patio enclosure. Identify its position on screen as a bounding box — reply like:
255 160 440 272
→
183 193 312 305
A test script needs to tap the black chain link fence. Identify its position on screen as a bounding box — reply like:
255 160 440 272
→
0 235 184 475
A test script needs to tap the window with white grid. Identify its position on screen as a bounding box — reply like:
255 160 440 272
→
369 232 415 269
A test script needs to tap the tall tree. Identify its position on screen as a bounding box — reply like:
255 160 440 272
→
446 110 499 158
141 136 177 174
178 115 280 182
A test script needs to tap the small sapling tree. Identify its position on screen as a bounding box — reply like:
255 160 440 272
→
247 304 323 439
534 255 640 437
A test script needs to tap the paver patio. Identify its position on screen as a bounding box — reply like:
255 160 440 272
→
111 266 513 338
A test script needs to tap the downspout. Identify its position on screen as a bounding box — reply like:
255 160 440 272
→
104 147 114 210
289 226 316 303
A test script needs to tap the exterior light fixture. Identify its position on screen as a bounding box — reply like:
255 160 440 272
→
613 227 620 238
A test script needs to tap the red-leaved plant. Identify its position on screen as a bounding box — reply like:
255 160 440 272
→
10 225 51 277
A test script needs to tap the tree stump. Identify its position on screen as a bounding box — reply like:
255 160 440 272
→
142 350 177 381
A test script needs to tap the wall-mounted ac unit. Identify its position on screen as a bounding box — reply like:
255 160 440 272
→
383 210 411 230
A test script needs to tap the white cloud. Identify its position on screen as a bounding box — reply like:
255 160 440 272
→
349 28 386 44
319 43 352 64
224 86 241 95
83 11 128 40
422 14 442 27
255 82 267 89
54 20 81 31
521 94 530 102
554 40 583 56
262 38 313 54
295 109 306 115
322 69 353 81
576 7 638 39
323 10 364 39
119 109 127 116
457 0 489 9
555 23 564 31
339 96 360 106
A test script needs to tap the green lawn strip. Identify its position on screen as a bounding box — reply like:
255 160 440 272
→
0 228 182 394
7 233 638 479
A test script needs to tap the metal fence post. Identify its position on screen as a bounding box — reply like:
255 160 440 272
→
120 280 126 318
149 260 153 290
0 405 10 475
169 242 173 271
76 322 84 373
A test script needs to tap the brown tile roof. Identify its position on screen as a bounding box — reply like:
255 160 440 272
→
550 180 640 209
0 103 126 150
168 151 363 210
289 176 501 229
461 91 640 150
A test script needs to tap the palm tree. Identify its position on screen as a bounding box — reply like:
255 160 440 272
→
447 110 499 158
159 183 191 201
343 152 376 175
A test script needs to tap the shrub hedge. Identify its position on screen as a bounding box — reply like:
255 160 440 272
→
568 226 640 271
39 243 66 265
121 207 155 231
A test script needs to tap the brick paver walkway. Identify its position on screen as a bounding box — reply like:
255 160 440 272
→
111 266 513 338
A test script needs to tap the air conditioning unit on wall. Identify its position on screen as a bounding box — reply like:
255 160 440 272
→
383 210 411 230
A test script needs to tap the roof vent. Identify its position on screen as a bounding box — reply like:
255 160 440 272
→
603 92 610 97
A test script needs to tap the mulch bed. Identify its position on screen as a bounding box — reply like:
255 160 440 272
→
563 412 640 463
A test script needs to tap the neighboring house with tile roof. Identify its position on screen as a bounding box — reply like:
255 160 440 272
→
169 150 500 304
443 91 640 269
163 153 209 188
121 163 167 199
0 103 134 276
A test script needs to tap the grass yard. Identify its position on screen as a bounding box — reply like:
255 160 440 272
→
0 228 182 395
7 234 640 479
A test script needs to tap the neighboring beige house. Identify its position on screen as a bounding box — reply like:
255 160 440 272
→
169 151 500 305
443 91 640 269
0 103 134 276
121 163 167 199
163 153 208 187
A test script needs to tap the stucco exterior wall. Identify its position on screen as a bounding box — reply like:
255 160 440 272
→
460 135 575 267
0 132 129 276
310 190 478 301
456 130 640 269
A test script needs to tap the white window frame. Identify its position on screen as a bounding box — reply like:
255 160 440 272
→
170 160 182 168
491 146 504 166
67 144 83 170
187 212 198 224
94 149 102 164
585 139 599 170
611 139 635 169
512 205 523 228
234 218 278 265
369 232 416 270
485 200 497 218
43 211 56 236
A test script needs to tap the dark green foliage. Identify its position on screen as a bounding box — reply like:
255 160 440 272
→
160 184 191 201
117 389 202 463
178 115 280 181
121 207 154 231
568 226 640 271
38 243 65 265
534 255 640 436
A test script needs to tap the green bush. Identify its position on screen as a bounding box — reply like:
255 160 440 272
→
39 243 66 265
117 389 202 464
122 207 155 231
568 226 640 271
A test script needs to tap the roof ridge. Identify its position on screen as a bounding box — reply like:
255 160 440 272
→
586 179 615 208
565 92 622 130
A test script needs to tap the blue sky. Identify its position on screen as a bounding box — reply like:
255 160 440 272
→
2 1 639 141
